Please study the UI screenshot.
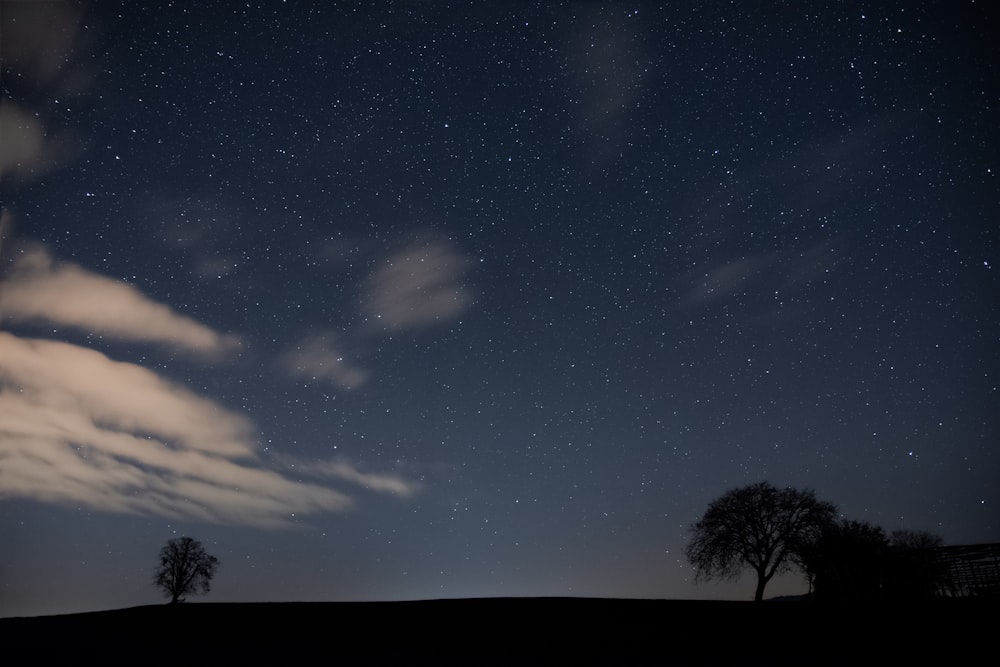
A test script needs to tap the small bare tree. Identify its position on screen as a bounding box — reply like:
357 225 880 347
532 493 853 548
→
154 537 220 604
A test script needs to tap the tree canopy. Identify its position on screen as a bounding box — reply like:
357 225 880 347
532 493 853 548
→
153 537 220 604
798 521 947 600
797 519 889 601
685 481 837 601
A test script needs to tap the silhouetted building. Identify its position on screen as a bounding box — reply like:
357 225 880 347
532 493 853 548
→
811 541 1000 601
932 543 1000 598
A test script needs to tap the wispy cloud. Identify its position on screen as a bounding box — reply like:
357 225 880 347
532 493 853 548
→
561 9 650 165
0 243 421 525
362 239 471 331
681 242 840 306
147 195 242 280
1 1 89 87
0 1 91 183
277 333 369 390
0 333 417 527
276 456 422 497
0 103 53 181
682 254 771 304
274 237 473 389
0 244 240 357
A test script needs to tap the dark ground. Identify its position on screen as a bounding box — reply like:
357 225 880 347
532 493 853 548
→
1 597 991 665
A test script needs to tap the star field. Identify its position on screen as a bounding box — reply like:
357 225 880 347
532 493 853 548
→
0 1 997 617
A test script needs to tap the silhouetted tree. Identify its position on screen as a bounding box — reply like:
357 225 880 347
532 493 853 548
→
154 537 220 604
889 530 942 552
799 520 889 601
685 481 837 601
799 524 947 601
884 529 946 600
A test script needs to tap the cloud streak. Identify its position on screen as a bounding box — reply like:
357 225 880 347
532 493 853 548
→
561 10 650 165
0 1 91 183
0 333 416 527
278 333 369 390
277 456 422 497
681 242 840 306
0 244 421 526
362 239 471 331
275 236 474 389
0 103 52 181
683 255 771 304
0 244 240 357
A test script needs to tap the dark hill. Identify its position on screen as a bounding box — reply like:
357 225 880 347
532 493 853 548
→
1 597 990 665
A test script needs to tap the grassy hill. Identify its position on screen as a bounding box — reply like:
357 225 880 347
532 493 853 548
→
1 596 990 665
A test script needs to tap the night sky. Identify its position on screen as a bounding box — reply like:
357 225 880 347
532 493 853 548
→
1 1 997 618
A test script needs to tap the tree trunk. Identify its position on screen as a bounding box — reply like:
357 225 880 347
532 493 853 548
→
754 571 768 601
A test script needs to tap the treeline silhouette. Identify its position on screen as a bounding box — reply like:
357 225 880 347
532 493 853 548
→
685 481 989 602
799 522 947 602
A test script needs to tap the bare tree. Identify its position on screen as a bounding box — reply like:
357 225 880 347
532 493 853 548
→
889 529 942 551
685 481 837 601
154 537 220 604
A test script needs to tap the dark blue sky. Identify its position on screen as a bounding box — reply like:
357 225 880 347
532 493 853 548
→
1 1 997 617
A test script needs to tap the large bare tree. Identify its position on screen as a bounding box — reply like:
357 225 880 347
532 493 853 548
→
685 481 837 601
154 537 220 604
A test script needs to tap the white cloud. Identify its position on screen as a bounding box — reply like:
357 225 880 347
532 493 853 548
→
362 239 471 330
0 242 423 526
0 333 417 527
0 333 254 458
278 333 368 390
0 244 240 357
